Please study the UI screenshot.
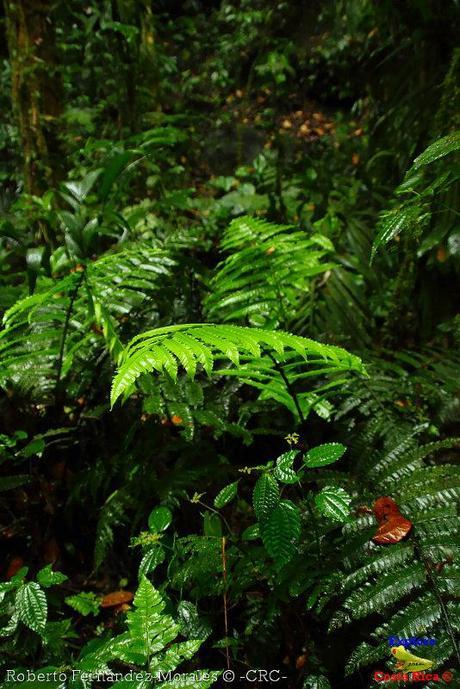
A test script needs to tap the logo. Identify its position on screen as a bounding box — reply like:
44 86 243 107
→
388 636 436 648
373 639 454 684
390 645 433 672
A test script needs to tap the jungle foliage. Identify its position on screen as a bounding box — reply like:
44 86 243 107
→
0 1 459 688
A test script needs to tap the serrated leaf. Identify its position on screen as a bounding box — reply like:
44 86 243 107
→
261 499 300 566
304 443 346 468
15 582 47 633
65 591 100 616
274 450 299 483
139 546 165 578
253 473 280 523
37 565 68 588
315 486 351 522
214 480 239 508
148 506 173 533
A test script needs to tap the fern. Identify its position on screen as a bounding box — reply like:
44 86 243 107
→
205 215 334 327
110 323 365 419
324 426 460 681
372 130 460 257
2 577 219 689
0 243 175 399
94 488 131 569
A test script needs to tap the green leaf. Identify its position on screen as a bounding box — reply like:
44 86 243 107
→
139 546 165 578
371 206 424 259
177 601 212 640
148 506 173 533
253 473 280 523
65 591 100 616
412 131 460 169
261 499 300 566
214 480 239 508
315 486 351 522
125 576 179 663
22 437 45 457
15 582 47 633
36 565 68 588
110 323 365 407
304 443 346 468
242 524 260 541
273 450 299 483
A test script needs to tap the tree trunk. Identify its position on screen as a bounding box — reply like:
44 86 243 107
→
4 0 63 195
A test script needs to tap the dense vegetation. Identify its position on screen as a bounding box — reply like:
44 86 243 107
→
0 1 459 687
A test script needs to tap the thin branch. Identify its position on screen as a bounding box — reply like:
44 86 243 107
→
55 269 85 407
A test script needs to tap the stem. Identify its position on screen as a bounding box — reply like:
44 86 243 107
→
413 532 460 665
221 536 230 670
267 352 305 423
55 270 85 407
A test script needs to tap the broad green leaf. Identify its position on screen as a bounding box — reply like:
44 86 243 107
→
37 565 68 588
315 486 351 522
177 600 212 640
304 443 346 468
253 473 279 523
15 582 47 633
214 480 239 508
139 546 165 578
242 524 260 541
261 499 300 566
273 450 299 483
148 506 173 533
413 131 460 169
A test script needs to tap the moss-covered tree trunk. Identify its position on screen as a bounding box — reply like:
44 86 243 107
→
4 0 63 195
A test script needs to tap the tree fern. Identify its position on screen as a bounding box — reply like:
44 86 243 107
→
110 323 365 419
205 215 334 327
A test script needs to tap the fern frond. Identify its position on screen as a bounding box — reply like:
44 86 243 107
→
205 215 334 327
0 244 174 399
94 488 131 569
110 323 365 415
343 563 426 620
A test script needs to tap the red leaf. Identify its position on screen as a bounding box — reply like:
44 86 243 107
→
373 515 413 544
372 496 413 544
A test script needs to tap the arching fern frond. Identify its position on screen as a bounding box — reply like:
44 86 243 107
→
205 215 334 327
110 323 365 414
0 244 175 399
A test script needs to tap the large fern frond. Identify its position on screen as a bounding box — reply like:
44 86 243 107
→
110 323 365 417
205 215 334 327
0 244 175 399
